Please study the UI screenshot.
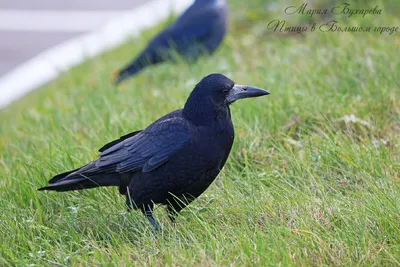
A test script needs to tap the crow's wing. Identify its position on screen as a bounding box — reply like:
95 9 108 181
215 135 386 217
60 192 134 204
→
98 130 142 152
96 117 191 173
148 6 224 52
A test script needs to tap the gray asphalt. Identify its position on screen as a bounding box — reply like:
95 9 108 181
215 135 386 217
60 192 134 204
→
0 0 146 77
0 31 79 75
0 0 147 10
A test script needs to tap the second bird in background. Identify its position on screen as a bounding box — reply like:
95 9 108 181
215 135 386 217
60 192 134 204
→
113 0 228 84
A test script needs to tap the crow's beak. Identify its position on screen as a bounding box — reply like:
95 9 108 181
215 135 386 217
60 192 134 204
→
226 84 270 104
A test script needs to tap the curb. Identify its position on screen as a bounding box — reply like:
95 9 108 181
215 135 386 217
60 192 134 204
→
0 0 192 109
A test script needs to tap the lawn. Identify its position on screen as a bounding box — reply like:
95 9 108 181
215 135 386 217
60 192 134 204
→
1 0 399 265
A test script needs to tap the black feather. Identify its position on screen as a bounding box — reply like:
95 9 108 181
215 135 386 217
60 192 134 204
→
98 130 142 152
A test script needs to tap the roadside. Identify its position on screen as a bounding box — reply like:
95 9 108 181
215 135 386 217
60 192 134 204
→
0 0 191 108
0 0 147 77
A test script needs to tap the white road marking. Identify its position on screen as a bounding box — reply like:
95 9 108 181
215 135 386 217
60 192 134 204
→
0 10 130 32
0 0 193 109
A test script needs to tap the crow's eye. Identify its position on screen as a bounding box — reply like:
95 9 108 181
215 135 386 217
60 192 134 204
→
222 88 230 94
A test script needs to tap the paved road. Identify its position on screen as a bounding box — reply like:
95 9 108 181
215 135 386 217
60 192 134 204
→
0 0 146 77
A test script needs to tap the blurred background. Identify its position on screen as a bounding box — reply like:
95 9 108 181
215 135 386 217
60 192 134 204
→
0 0 151 76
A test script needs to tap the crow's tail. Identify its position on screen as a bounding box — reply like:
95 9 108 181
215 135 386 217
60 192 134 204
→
114 62 144 85
38 163 120 192
114 49 166 85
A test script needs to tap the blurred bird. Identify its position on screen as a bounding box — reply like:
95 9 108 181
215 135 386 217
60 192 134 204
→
39 74 269 231
113 0 228 84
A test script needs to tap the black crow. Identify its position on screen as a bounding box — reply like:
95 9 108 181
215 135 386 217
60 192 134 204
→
113 0 228 84
39 74 269 231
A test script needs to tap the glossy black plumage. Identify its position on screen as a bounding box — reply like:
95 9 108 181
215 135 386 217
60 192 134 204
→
114 0 228 84
39 74 269 230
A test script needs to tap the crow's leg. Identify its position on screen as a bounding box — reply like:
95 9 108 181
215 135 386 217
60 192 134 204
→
141 203 160 232
167 201 185 223
125 194 136 212
167 196 193 222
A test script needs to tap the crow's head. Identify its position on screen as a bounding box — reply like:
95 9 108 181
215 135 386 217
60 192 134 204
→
183 74 269 125
188 73 269 107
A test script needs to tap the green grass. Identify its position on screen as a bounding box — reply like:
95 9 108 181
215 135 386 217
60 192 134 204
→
1 0 400 265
